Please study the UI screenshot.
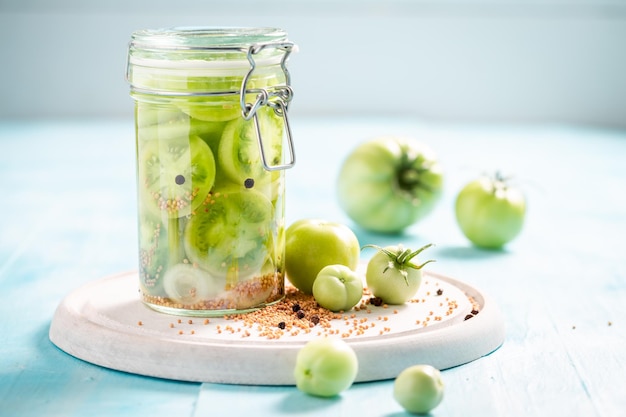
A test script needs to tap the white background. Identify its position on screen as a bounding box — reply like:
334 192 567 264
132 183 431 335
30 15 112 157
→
1 0 625 127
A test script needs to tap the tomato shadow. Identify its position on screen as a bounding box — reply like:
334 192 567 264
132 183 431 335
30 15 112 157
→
433 244 511 260
354 227 511 261
356 231 401 247
355 229 432 252
276 390 343 413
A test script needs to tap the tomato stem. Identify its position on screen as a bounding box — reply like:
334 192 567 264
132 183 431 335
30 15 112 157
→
396 150 437 194
362 243 435 277
487 171 513 195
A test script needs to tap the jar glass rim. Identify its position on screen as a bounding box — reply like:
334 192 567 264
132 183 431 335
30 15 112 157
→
130 27 288 50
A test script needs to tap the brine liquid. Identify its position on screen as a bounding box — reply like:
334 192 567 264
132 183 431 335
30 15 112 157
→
134 95 286 316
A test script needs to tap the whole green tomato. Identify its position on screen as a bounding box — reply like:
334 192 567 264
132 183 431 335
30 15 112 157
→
364 244 434 305
394 364 444 414
312 265 363 312
337 136 444 233
455 172 526 249
285 219 360 294
294 338 359 397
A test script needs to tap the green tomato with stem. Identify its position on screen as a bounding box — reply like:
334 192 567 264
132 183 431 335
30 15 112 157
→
394 364 445 414
312 265 363 312
364 244 434 305
293 338 359 397
455 172 526 249
337 136 444 234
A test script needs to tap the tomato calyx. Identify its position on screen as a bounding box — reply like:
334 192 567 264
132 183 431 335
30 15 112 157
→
396 150 437 194
362 243 435 285
486 171 514 197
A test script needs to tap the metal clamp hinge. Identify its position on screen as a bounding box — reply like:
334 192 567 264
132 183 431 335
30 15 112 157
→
241 42 296 171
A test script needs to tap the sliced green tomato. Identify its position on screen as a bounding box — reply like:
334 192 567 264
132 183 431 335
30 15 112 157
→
176 97 242 122
174 73 281 122
138 135 216 218
218 106 284 187
136 103 228 145
175 75 249 122
136 102 184 132
138 214 169 297
162 263 221 305
183 187 274 282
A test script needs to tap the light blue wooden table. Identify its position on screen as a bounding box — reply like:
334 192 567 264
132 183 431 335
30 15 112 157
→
1 117 625 416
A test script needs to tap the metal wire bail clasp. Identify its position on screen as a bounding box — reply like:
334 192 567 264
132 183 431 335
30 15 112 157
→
240 42 296 171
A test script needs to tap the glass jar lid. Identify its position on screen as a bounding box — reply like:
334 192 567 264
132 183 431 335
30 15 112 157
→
130 27 288 49
127 27 293 70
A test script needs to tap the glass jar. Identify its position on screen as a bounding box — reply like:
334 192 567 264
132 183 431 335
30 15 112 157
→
126 27 297 316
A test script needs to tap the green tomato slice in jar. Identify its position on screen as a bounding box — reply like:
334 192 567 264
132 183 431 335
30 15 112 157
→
138 135 216 219
218 106 284 187
183 187 274 283
174 73 281 123
162 263 222 305
136 103 228 147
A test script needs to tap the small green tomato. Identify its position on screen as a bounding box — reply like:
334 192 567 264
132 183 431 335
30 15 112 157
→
455 172 526 249
394 364 444 414
364 244 435 305
312 264 364 312
285 219 360 294
293 338 359 397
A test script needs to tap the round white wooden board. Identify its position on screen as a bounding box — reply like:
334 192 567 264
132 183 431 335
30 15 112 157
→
49 267 505 385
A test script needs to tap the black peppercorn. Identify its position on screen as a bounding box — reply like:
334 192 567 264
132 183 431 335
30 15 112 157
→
370 297 383 307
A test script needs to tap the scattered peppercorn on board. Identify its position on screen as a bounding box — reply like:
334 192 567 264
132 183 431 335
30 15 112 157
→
49 265 505 385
